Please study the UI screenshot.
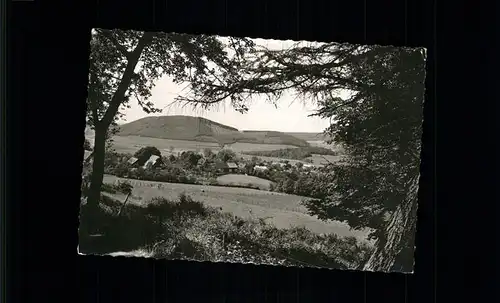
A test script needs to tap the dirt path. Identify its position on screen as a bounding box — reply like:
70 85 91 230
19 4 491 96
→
102 174 372 242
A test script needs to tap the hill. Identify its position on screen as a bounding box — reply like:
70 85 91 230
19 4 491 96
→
117 116 310 147
284 132 331 142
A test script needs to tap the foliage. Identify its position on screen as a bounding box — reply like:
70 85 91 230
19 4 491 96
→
110 165 199 185
203 148 215 159
87 30 256 130
242 146 338 160
86 29 425 270
179 151 203 168
116 181 133 195
100 180 133 195
177 41 426 271
84 28 257 213
79 194 372 270
216 149 236 162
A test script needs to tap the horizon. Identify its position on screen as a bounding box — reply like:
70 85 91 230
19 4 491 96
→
118 36 345 133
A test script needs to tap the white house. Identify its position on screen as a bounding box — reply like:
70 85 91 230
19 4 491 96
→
143 155 162 169
127 156 139 166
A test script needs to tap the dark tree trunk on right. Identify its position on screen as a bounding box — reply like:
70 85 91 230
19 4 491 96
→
363 175 420 272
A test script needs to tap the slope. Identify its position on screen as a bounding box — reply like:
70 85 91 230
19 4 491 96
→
117 116 309 147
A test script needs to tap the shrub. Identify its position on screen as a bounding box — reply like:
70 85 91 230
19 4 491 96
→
100 183 117 194
203 148 215 159
112 163 130 177
116 181 133 195
79 194 372 269
217 149 236 162
179 151 203 168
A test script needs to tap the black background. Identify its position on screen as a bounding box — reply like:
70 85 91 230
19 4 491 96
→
5 0 497 302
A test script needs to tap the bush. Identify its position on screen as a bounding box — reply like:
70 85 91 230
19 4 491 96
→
100 181 133 195
100 183 118 194
179 151 203 168
79 193 373 270
111 162 130 177
116 181 133 195
217 149 236 162
118 166 200 185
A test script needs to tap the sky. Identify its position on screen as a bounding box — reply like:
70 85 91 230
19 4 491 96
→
119 37 338 133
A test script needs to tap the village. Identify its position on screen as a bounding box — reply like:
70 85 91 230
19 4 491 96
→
82 144 324 194
83 147 322 182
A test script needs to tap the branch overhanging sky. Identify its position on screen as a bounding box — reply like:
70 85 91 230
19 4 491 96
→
119 36 350 133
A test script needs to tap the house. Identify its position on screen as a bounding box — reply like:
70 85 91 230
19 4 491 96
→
237 162 246 170
143 155 163 169
127 157 139 166
215 161 239 174
215 161 227 173
226 162 238 173
254 165 268 171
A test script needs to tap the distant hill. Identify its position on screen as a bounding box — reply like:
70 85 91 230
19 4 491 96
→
117 116 310 147
284 132 331 142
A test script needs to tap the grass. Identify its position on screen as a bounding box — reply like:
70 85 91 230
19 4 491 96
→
101 174 371 240
105 136 302 156
79 194 373 270
216 174 274 191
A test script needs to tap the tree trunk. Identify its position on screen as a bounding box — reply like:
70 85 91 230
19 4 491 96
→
363 174 420 272
86 126 107 213
117 193 131 216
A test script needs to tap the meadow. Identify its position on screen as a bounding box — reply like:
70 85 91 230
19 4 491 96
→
215 174 273 191
79 194 373 269
106 135 301 155
101 174 371 241
80 132 376 270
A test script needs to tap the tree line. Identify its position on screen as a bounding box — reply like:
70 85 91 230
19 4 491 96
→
242 146 339 160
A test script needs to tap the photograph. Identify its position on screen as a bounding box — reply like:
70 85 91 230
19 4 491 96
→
78 28 427 273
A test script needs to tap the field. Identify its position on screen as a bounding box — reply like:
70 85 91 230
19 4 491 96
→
216 174 273 191
100 135 301 156
102 174 371 242
88 134 342 167
116 116 310 147
284 132 329 141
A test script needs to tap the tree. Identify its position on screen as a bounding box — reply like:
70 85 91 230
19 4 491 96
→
217 149 236 162
85 28 255 221
168 154 176 162
176 42 426 272
179 151 202 168
203 148 214 159
134 146 161 166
